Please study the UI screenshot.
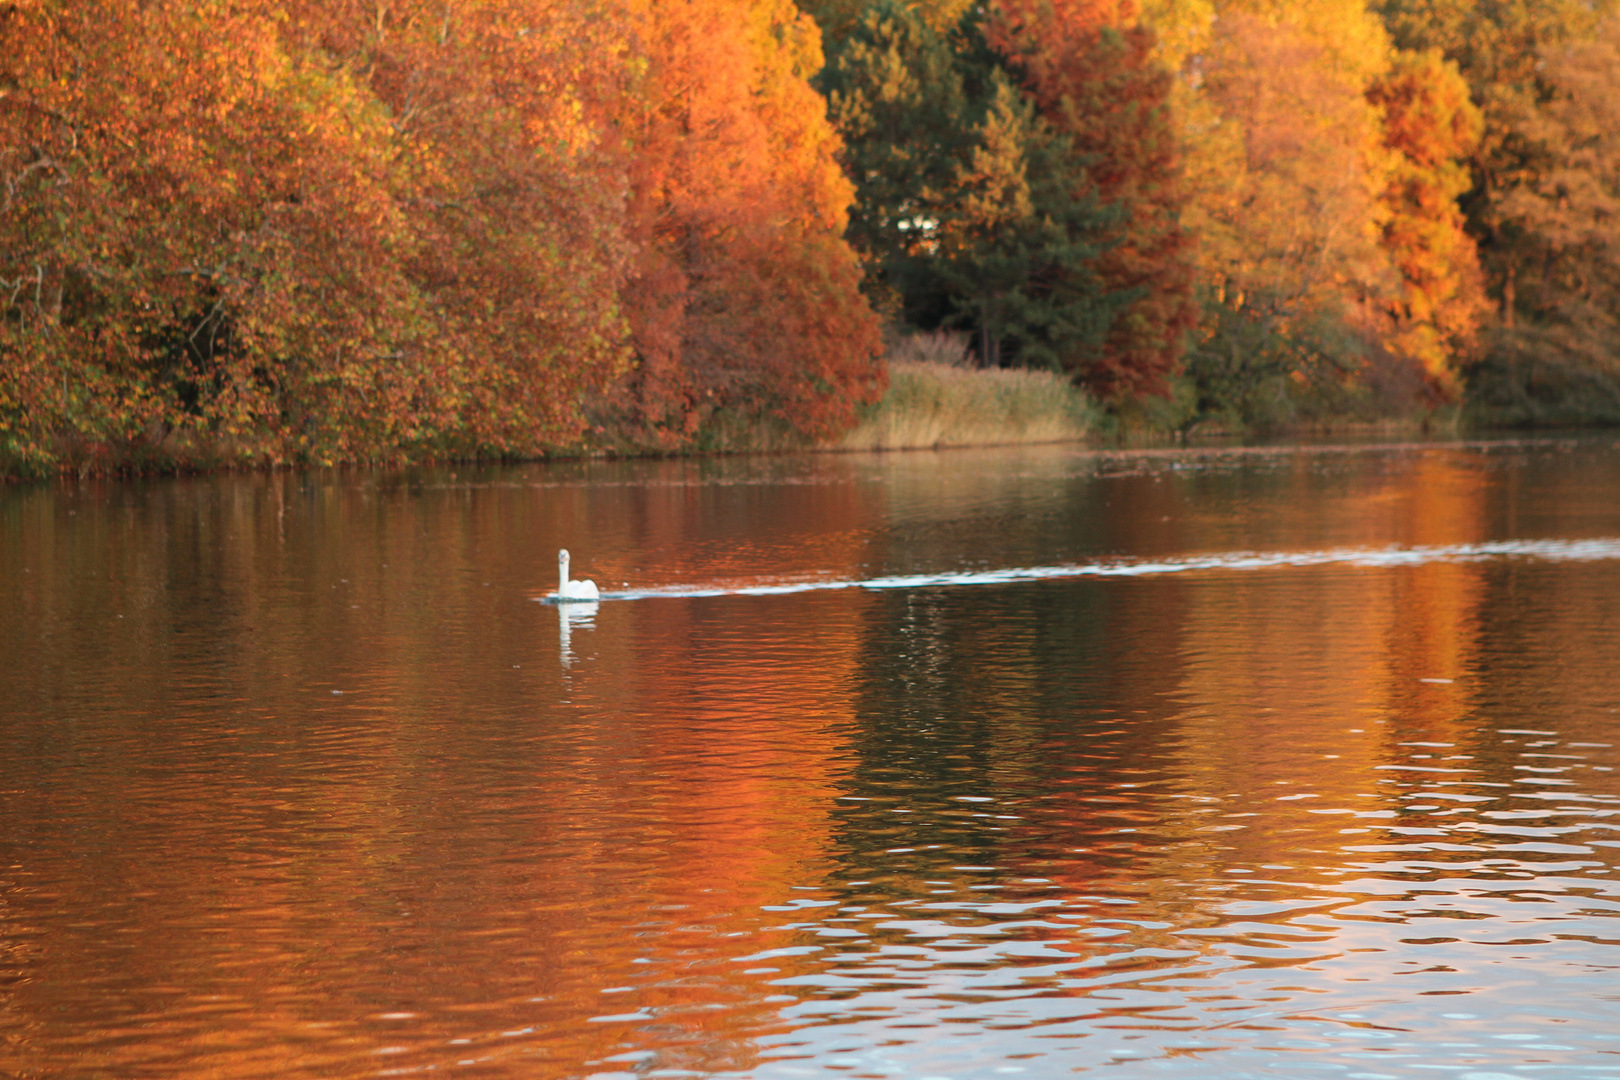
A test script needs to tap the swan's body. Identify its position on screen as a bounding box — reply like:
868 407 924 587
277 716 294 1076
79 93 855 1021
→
556 548 599 602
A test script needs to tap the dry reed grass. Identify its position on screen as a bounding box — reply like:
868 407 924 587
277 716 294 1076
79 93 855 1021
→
833 359 1098 451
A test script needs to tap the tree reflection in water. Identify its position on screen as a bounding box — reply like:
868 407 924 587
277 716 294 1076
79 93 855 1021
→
2 439 1619 1077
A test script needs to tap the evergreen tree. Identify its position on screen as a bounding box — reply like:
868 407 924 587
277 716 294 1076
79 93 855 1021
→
816 0 971 321
939 75 1125 370
815 1 1124 370
989 0 1198 398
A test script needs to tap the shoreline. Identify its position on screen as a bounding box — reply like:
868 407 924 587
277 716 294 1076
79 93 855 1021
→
5 359 1616 481
8 420 1616 486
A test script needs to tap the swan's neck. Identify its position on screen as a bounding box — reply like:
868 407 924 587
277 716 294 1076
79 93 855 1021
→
559 549 570 590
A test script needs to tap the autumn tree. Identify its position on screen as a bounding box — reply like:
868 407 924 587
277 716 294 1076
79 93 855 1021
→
0 0 635 471
1377 0 1620 421
1375 0 1615 286
612 0 884 446
1174 11 1400 421
291 0 636 455
2 0 415 468
1130 0 1489 425
1472 18 1620 422
1367 48 1488 401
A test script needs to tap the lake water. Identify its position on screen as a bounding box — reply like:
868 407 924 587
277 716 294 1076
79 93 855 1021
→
4 437 1620 1079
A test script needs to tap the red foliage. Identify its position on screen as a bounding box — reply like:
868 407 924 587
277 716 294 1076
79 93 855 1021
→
987 0 1198 399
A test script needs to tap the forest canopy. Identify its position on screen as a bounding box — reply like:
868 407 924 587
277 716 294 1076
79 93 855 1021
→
2 0 1617 473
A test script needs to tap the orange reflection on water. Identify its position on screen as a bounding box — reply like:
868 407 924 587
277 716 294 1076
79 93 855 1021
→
4 443 1620 1077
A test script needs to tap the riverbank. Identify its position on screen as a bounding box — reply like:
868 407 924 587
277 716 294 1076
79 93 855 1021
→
1 356 1605 480
688 358 1457 457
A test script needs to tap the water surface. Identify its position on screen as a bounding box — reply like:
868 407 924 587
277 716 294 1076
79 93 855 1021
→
4 438 1620 1079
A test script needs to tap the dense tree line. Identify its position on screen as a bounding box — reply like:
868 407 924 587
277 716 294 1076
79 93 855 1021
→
0 0 882 471
816 0 1620 428
813 0 1496 427
3 0 1618 473
1377 0 1620 423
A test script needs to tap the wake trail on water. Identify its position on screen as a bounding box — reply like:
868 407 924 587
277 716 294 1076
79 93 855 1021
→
544 537 1620 604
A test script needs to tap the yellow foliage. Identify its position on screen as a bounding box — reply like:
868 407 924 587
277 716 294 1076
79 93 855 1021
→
1181 11 1394 323
1144 0 1481 399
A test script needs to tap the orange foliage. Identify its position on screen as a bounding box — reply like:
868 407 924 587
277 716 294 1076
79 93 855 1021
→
1 0 882 472
614 0 885 446
1494 19 1620 332
1368 49 1488 400
987 0 1198 399
0 0 634 469
287 0 638 449
4 0 377 463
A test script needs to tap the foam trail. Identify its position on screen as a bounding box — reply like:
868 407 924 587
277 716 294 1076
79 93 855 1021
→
541 537 1620 604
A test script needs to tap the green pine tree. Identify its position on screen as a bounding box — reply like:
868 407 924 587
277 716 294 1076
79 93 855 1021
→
814 1 1124 368
940 73 1126 370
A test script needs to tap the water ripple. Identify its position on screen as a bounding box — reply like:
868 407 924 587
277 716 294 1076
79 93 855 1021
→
544 537 1620 603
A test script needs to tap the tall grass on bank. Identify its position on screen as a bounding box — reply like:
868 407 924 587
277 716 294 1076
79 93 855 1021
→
834 359 1100 451
683 331 1100 454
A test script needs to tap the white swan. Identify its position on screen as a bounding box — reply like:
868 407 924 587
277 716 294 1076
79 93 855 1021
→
556 548 600 602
